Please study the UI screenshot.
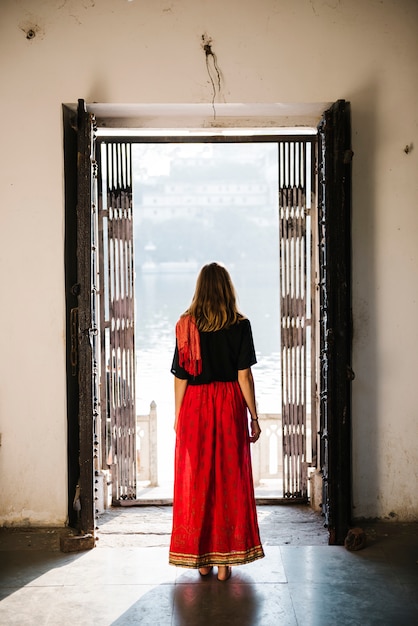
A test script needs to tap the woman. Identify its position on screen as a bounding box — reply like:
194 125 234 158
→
169 262 264 581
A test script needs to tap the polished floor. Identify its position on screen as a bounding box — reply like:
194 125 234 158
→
1 507 417 625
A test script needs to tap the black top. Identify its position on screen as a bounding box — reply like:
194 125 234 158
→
171 318 257 385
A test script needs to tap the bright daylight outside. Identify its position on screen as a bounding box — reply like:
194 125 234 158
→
133 142 281 489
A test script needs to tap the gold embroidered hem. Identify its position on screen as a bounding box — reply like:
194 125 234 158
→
169 545 265 569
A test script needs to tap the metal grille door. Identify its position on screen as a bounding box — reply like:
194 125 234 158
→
278 139 316 499
98 142 137 503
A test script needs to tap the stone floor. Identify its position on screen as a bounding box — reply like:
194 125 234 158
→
96 504 329 548
1 505 417 625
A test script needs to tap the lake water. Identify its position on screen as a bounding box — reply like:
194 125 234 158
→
132 141 283 482
135 267 282 482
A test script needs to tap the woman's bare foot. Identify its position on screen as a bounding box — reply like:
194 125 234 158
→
199 566 213 576
217 565 231 581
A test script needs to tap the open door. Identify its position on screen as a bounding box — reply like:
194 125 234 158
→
278 138 317 501
317 100 353 544
65 105 137 543
66 99 99 538
97 141 137 504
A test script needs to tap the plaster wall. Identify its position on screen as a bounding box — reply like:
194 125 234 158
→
0 0 417 525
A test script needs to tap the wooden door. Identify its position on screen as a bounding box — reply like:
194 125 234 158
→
317 100 353 544
74 99 99 536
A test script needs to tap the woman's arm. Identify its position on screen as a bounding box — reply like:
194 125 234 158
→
174 376 188 432
237 367 261 443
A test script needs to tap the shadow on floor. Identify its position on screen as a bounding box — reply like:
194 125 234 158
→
1 510 417 625
110 570 261 626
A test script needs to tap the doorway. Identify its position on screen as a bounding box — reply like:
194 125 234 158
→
132 141 282 497
97 136 317 505
64 100 352 545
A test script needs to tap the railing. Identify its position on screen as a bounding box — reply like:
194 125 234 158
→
136 404 282 491
136 401 158 486
251 413 282 486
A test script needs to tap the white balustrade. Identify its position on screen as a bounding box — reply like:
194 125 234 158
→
136 406 281 492
136 401 158 486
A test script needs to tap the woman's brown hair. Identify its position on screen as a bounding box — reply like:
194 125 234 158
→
184 262 245 331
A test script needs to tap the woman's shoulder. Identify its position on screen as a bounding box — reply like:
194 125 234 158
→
227 316 251 333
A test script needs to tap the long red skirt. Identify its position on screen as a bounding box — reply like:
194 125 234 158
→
169 381 264 568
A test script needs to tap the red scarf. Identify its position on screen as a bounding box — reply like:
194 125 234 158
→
176 315 202 377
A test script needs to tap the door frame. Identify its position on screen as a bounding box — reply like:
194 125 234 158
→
63 101 352 545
